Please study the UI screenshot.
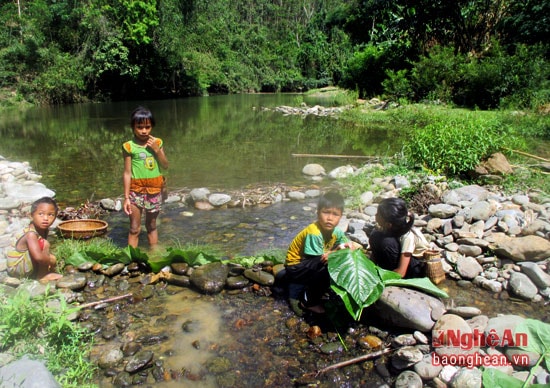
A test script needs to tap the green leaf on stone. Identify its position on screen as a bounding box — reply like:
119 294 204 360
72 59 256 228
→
481 368 524 388
328 248 449 321
383 277 449 299
163 248 220 267
65 251 93 267
124 245 149 263
514 319 550 372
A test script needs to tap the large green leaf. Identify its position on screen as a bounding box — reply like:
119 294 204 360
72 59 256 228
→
328 249 383 307
514 319 550 372
481 368 524 388
123 245 149 263
331 283 363 321
65 251 92 267
164 247 220 267
328 249 449 321
383 277 449 299
377 266 402 281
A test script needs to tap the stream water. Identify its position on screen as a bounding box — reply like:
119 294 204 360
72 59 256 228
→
1 95 548 386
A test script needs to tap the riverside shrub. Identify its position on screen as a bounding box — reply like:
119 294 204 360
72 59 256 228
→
404 116 505 176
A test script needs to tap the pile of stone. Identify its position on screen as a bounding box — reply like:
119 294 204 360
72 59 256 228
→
0 157 56 268
303 161 550 305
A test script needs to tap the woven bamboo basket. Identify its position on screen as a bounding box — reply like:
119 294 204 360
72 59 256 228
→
423 250 445 285
58 219 108 239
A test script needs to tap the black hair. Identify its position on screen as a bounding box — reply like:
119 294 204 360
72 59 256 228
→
130 106 155 128
376 197 414 236
317 190 345 213
31 196 59 215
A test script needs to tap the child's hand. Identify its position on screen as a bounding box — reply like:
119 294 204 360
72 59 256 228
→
124 199 132 215
321 252 329 264
337 242 354 250
147 136 160 153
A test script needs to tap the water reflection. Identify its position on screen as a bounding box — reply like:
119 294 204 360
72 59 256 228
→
0 95 401 205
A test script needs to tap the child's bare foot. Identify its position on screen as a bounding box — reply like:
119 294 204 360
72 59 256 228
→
39 272 63 282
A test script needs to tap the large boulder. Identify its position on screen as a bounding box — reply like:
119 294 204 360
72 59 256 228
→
0 356 60 388
490 233 550 262
372 286 446 332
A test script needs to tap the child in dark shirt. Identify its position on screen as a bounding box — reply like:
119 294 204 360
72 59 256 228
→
369 197 429 278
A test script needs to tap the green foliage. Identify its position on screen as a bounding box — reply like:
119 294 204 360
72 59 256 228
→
0 287 96 386
55 238 284 273
0 0 548 105
55 238 131 269
342 42 399 98
403 116 508 176
382 69 413 103
404 43 550 110
482 319 550 388
328 249 448 320
409 45 461 104
148 246 221 272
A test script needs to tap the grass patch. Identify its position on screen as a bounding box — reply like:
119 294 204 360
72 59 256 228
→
339 103 549 196
0 286 97 387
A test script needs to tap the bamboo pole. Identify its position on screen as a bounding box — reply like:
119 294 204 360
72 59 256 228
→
76 293 133 309
304 347 392 378
505 148 550 162
292 153 379 159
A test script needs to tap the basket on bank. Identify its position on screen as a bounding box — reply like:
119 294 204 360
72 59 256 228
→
423 249 446 285
57 219 108 239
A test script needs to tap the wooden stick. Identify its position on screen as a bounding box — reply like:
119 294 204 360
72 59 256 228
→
76 293 133 309
505 148 550 162
313 348 392 376
292 153 380 159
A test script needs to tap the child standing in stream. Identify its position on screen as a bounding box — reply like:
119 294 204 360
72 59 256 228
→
123 106 169 249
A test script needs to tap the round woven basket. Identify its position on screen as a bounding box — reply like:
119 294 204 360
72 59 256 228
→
57 219 108 239
423 250 445 285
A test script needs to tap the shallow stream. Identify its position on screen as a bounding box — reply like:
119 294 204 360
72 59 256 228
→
89 199 548 387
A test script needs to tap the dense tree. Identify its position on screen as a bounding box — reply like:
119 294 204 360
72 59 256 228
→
0 0 547 108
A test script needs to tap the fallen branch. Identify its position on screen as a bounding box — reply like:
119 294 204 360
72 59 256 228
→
505 148 550 162
76 293 133 309
309 347 392 377
292 153 380 160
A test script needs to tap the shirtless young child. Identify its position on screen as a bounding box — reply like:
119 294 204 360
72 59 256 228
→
7 197 62 281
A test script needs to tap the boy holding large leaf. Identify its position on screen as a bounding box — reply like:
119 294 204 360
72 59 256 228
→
284 191 356 314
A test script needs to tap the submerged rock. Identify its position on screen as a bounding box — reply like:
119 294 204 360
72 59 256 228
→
190 262 229 294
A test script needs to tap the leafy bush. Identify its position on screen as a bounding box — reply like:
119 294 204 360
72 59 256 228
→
409 45 462 104
403 116 507 176
342 42 404 98
0 287 96 386
404 43 550 110
382 69 413 103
